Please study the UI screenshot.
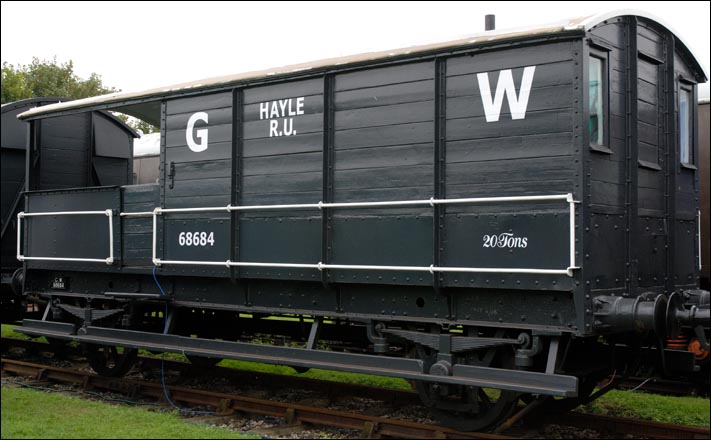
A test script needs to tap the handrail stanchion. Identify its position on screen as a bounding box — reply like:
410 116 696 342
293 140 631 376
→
16 212 24 261
152 208 160 266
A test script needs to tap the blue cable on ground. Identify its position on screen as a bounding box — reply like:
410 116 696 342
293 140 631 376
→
152 265 215 415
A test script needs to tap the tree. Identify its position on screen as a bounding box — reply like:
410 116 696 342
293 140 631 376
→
1 57 158 133
113 114 158 136
1 57 117 103
1 62 30 104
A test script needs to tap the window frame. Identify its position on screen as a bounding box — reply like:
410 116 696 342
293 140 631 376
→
678 78 696 169
636 51 664 170
587 43 611 154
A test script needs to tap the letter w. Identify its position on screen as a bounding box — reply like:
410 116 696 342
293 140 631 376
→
477 66 536 122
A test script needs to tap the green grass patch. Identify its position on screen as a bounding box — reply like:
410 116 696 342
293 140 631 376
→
1 386 254 439
2 323 50 344
216 358 412 390
138 349 189 361
300 367 411 389
138 350 410 390
2 324 24 339
137 347 411 389
580 389 710 427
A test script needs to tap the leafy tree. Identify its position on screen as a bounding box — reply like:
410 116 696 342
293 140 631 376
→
113 114 158 135
1 57 116 103
1 57 158 133
1 62 30 104
130 118 158 135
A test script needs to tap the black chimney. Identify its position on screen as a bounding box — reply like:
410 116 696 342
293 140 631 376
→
485 14 496 31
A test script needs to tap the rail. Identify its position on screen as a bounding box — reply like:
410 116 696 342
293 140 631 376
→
151 193 580 277
3 356 709 439
1 358 513 439
16 209 115 265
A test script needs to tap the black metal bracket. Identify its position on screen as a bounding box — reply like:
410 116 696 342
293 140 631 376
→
56 303 124 326
366 322 389 353
545 337 561 374
433 58 446 295
232 89 244 282
167 162 175 189
381 328 526 353
104 292 168 301
306 317 322 350
322 74 335 288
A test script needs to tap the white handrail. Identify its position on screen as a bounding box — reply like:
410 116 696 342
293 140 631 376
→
568 193 578 273
152 193 579 277
152 193 572 215
151 259 572 276
120 211 154 217
17 209 115 265
699 210 702 271
16 194 579 275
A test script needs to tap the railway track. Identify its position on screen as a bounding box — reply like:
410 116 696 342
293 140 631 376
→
2 357 511 440
2 338 709 439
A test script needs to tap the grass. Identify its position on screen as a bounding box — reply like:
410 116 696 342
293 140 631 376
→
217 358 412 390
2 323 24 339
2 323 50 344
135 352 412 390
581 389 710 427
1 386 254 439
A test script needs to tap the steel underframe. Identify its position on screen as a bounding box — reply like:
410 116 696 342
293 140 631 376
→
16 319 578 397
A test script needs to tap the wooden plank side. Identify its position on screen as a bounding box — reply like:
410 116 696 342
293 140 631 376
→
447 41 575 76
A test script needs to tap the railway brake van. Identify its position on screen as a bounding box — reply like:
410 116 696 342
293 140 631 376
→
1 98 136 321
13 11 710 431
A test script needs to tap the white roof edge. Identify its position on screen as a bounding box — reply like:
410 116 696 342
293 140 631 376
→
17 10 708 121
572 9 709 79
14 18 582 121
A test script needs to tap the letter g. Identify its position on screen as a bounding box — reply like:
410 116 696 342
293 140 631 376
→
186 112 209 152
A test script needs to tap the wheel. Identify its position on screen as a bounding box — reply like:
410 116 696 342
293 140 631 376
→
86 345 138 377
414 345 520 432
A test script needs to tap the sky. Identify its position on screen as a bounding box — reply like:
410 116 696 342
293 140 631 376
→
1 1 709 98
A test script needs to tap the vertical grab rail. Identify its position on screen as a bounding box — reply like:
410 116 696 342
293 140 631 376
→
568 193 579 275
17 209 115 265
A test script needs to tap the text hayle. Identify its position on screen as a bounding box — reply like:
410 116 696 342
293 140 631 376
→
259 97 305 137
